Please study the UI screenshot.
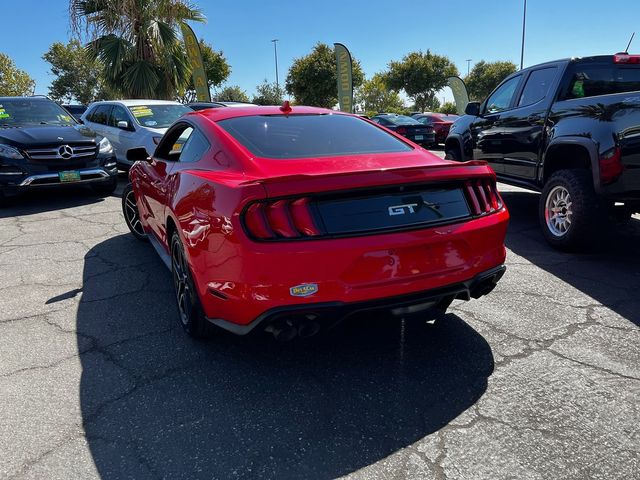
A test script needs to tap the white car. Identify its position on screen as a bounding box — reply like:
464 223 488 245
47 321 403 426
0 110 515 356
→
81 100 191 168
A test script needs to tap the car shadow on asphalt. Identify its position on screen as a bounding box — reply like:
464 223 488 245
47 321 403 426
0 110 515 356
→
501 189 640 327
77 233 494 480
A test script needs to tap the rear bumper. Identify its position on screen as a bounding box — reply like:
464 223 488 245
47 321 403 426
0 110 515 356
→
192 208 509 331
207 265 505 335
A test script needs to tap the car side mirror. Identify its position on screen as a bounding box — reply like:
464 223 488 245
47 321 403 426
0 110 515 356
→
465 102 481 116
127 147 151 163
117 120 130 130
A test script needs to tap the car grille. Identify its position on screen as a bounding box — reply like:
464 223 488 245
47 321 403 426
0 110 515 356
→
25 144 97 164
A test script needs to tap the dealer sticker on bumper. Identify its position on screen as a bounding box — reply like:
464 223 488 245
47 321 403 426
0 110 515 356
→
290 283 318 297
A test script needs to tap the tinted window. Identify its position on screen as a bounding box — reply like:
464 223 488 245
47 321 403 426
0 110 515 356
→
109 105 131 127
561 64 640 100
218 114 412 159
128 104 190 128
485 75 521 113
438 114 459 121
0 99 76 126
417 116 433 124
383 115 422 125
178 128 209 163
519 67 557 107
91 105 112 125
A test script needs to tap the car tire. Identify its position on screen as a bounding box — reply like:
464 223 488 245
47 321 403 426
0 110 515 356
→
91 177 117 196
170 230 211 338
121 183 148 241
444 146 461 161
539 169 607 251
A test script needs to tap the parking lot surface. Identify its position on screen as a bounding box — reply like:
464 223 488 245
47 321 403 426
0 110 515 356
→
1 160 639 479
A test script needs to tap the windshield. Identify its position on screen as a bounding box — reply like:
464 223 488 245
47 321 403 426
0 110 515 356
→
384 115 422 126
0 99 77 127
218 114 412 159
438 114 459 122
127 104 191 128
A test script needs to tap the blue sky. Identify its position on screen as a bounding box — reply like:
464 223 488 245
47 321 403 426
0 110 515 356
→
1 0 639 103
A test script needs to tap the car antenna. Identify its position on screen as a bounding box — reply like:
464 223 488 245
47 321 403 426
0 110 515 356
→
624 32 635 53
280 100 292 115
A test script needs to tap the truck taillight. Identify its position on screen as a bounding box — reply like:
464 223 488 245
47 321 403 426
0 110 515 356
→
599 147 624 184
614 53 640 64
243 197 321 240
465 178 503 216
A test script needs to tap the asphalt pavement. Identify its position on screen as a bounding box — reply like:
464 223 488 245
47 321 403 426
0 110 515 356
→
0 155 638 479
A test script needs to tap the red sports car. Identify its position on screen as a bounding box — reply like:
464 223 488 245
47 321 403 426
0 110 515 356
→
413 113 460 144
122 104 508 340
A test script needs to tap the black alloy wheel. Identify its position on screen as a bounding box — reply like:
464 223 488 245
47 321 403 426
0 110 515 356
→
121 183 147 241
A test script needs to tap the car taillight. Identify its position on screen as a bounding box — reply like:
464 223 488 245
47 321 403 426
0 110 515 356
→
396 127 407 135
614 53 640 64
599 147 624 184
465 178 503 216
243 197 321 240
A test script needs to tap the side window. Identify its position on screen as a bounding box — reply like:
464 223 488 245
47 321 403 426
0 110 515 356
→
155 123 209 163
518 68 557 107
109 105 131 128
561 64 640 100
178 128 210 163
92 105 112 125
485 75 521 114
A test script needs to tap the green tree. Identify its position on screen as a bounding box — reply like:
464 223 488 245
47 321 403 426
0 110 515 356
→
180 40 230 102
438 101 458 114
0 53 35 96
385 50 458 112
215 85 249 103
356 73 404 114
252 80 283 105
465 60 517 101
43 40 115 104
70 0 205 99
285 43 364 108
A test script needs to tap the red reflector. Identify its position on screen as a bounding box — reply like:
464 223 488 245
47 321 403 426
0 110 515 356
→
600 147 624 184
475 181 490 213
614 53 640 64
265 200 299 238
244 203 274 239
289 198 320 236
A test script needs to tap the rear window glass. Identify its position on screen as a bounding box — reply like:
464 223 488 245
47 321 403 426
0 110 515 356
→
562 64 640 99
382 115 422 125
217 114 412 159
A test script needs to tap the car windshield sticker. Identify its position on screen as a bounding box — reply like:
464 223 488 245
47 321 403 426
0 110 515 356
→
130 106 153 118
0 107 9 119
58 114 72 122
144 120 158 126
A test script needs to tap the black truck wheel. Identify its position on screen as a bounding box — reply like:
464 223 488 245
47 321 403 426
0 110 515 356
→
539 169 606 251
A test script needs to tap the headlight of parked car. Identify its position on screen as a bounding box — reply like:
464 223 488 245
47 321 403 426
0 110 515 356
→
0 143 25 160
98 137 113 155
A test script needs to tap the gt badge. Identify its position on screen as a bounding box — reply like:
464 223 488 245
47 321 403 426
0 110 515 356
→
290 283 318 297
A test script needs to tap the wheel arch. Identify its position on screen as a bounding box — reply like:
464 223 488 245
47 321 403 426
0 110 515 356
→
444 133 465 161
541 137 601 193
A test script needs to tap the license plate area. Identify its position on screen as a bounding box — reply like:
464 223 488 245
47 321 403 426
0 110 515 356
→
58 170 81 183
414 135 424 141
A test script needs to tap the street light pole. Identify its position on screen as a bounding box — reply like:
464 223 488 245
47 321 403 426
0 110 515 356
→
465 59 472 76
520 0 527 69
271 39 280 91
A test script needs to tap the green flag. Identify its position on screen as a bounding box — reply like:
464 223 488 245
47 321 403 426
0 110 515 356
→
334 43 353 113
181 23 211 102
446 76 470 115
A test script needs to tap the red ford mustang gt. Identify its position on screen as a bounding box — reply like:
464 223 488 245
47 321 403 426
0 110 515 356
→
122 104 509 340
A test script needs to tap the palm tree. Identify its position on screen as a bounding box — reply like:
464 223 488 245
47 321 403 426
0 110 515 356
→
70 0 205 99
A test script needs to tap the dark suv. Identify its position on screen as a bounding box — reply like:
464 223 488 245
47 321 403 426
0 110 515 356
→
0 96 118 204
445 54 640 249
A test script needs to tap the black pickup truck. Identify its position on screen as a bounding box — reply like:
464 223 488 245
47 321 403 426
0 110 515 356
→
445 54 640 250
